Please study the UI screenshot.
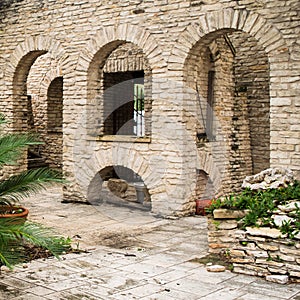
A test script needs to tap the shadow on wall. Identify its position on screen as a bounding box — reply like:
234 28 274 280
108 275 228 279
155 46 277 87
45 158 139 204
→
87 165 151 211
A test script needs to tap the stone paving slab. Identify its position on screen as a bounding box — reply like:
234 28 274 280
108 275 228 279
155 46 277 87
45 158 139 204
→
1 246 299 299
0 188 299 299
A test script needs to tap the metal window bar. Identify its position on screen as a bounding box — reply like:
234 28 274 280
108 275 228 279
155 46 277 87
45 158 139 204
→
134 83 145 136
206 70 215 140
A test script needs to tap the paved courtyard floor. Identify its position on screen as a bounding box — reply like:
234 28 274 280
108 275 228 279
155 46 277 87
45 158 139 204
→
0 188 299 299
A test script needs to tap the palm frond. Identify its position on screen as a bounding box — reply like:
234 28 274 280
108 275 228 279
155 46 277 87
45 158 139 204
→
0 218 27 268
0 218 71 269
0 114 7 125
0 168 66 205
15 221 71 258
0 133 42 168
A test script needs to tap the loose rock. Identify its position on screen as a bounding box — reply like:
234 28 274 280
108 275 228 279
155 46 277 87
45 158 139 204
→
206 264 226 272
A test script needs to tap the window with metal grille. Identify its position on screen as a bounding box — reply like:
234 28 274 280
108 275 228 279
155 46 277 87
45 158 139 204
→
103 71 144 136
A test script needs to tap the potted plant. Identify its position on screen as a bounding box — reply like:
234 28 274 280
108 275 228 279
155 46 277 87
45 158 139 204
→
0 114 70 269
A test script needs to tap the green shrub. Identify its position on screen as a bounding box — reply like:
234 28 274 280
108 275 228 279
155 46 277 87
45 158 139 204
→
207 181 300 236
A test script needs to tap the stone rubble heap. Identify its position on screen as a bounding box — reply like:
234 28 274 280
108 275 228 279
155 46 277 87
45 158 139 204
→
242 167 295 190
208 168 300 284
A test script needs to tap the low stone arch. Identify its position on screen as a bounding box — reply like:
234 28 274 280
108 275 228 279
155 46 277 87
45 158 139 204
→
87 164 152 208
73 142 164 193
196 150 225 198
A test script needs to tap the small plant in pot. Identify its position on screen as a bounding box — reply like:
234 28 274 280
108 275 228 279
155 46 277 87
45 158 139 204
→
0 114 70 269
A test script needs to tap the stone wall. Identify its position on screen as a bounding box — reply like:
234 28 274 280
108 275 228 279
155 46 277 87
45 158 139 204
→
0 0 299 216
208 212 300 283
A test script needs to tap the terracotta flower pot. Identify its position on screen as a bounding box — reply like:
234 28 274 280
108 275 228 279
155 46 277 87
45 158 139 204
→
0 206 29 224
195 199 212 216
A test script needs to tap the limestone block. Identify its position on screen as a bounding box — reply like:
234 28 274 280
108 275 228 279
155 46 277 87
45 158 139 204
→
230 249 246 257
219 236 236 243
107 178 128 198
246 227 285 239
280 246 300 257
256 259 284 268
290 271 300 279
213 209 248 219
231 257 255 263
246 250 269 258
207 265 226 272
278 201 300 213
272 214 295 227
279 254 295 262
286 263 300 272
234 230 247 239
257 243 279 251
218 220 238 230
233 263 269 276
208 243 230 249
267 267 288 275
232 265 258 276
266 275 289 284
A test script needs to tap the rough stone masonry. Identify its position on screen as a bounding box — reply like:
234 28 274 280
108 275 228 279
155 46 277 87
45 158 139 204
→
0 0 299 216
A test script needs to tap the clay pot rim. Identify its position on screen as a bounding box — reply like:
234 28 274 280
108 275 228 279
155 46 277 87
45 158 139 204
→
0 205 29 219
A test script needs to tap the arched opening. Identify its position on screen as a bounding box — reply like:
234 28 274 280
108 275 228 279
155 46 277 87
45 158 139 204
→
195 169 215 200
26 55 63 170
12 50 48 171
185 29 270 196
13 50 47 132
44 76 63 170
88 165 151 211
47 77 63 133
86 41 152 139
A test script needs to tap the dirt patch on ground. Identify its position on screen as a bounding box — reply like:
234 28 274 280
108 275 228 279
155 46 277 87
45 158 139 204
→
88 227 156 249
190 252 233 271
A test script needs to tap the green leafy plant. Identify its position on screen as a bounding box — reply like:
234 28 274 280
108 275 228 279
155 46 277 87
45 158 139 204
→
208 181 300 237
0 218 71 269
0 114 69 269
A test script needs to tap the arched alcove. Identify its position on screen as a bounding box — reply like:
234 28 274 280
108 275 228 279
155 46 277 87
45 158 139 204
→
86 41 152 139
87 165 151 211
184 29 270 196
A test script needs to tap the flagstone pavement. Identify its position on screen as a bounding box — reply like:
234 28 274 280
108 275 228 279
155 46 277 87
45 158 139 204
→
0 188 299 299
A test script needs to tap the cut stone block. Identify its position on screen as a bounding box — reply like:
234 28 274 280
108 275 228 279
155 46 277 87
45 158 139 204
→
266 275 289 284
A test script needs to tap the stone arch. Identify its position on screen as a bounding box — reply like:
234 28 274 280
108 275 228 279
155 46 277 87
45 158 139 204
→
74 144 161 192
71 130 171 213
172 8 284 197
27 55 63 132
5 35 66 89
5 35 66 131
88 165 151 210
77 24 165 76
168 8 289 67
74 25 164 138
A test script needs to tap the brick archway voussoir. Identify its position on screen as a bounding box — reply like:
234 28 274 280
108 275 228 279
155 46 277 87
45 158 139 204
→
82 24 165 73
38 67 62 97
5 35 66 84
169 8 288 69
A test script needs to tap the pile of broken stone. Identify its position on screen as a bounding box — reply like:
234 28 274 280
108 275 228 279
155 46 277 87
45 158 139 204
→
206 168 300 283
242 167 299 238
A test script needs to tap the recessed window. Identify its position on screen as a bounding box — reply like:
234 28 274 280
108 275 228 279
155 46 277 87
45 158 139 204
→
103 71 145 136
